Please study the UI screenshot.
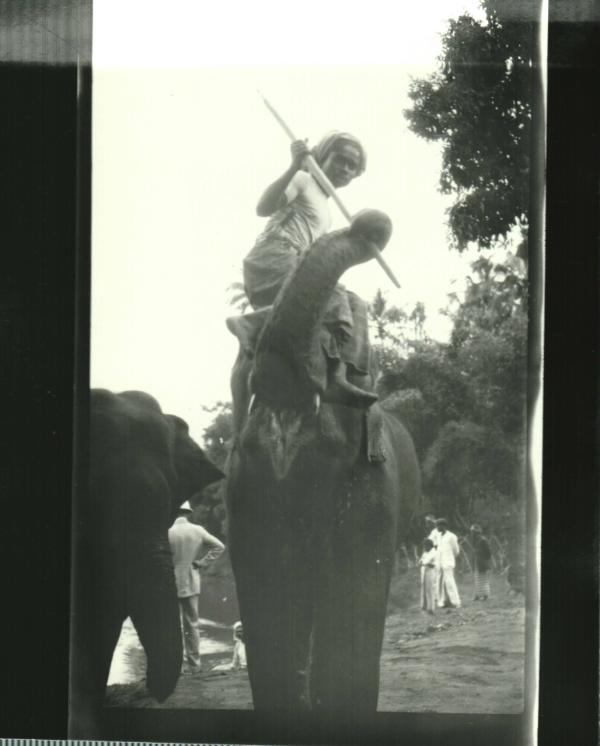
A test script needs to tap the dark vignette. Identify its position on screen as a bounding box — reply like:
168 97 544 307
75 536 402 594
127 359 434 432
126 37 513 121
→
2 0 599 743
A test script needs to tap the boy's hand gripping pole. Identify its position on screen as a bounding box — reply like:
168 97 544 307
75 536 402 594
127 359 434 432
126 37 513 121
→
258 91 401 289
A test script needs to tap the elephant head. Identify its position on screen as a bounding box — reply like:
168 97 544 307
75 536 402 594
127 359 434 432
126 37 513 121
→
70 389 224 731
229 209 393 481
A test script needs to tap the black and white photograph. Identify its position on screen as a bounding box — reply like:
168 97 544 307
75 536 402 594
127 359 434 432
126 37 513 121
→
5 1 600 744
68 0 544 741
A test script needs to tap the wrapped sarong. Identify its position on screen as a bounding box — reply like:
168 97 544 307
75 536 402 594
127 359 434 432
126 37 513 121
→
243 236 370 375
420 566 437 612
474 569 491 599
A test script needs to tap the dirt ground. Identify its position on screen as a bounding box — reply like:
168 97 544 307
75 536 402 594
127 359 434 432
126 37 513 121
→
378 586 525 713
106 572 525 713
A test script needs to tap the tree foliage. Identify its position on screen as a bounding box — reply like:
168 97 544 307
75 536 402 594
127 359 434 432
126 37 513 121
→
375 251 527 534
378 339 473 439
188 402 233 539
404 0 533 251
399 0 531 549
202 401 233 470
445 254 527 436
369 289 409 350
203 269 528 576
368 291 429 363
380 388 433 458
227 282 250 314
447 254 527 345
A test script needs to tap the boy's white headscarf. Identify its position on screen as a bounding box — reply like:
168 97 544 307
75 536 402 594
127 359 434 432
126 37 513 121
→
311 131 367 174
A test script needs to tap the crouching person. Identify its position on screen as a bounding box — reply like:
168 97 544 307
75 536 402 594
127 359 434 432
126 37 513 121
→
232 621 247 670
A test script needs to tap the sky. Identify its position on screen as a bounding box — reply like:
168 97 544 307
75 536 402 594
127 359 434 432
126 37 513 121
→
91 0 490 442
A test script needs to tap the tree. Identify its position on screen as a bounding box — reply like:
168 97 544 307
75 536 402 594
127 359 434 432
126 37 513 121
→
369 289 409 350
378 338 473 436
423 420 493 516
227 281 250 314
381 388 433 460
409 302 427 341
404 0 534 252
202 401 233 471
189 401 234 538
444 253 527 436
453 311 527 436
376 253 527 520
447 253 526 343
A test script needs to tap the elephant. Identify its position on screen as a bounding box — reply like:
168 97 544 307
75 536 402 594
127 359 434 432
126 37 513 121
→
69 389 224 733
225 210 422 714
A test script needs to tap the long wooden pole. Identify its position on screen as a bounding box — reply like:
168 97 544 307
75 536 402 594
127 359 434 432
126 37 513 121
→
258 91 401 289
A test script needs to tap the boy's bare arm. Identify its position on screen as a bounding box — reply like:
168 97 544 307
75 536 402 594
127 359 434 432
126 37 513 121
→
256 139 310 217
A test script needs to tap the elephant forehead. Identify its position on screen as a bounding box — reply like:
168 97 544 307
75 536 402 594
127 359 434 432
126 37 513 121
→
249 408 307 448
268 409 304 445
241 403 360 469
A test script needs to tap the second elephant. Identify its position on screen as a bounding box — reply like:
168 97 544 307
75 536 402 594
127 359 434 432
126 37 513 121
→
69 389 224 735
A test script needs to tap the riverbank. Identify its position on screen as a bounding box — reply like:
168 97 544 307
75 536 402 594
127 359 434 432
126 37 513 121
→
105 572 525 713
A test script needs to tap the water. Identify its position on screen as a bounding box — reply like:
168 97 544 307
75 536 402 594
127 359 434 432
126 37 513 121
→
107 616 233 685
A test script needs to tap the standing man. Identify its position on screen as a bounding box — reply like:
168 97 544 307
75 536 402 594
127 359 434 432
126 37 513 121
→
470 524 492 600
425 514 442 549
168 501 225 673
436 518 462 609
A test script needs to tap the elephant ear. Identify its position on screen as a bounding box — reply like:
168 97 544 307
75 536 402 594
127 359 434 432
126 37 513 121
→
168 415 225 501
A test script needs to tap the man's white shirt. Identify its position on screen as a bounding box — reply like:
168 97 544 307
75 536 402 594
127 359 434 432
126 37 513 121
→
436 530 460 569
168 517 225 597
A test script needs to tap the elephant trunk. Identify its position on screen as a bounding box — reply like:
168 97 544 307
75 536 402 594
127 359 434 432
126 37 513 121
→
128 540 183 701
252 209 392 403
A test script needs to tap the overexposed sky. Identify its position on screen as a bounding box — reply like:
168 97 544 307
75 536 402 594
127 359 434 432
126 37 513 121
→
91 0 489 441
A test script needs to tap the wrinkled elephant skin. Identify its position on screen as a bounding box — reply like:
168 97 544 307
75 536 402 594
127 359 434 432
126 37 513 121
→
226 211 421 714
70 389 223 733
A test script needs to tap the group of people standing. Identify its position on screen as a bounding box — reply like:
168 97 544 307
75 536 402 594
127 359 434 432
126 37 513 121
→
419 515 492 614
167 504 494 671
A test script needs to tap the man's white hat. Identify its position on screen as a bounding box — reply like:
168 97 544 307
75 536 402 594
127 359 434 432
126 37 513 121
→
180 500 193 512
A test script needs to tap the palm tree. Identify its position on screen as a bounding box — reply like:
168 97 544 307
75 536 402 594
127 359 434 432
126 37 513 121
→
227 281 250 313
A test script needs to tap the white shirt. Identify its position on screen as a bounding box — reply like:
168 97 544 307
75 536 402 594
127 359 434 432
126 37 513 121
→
436 530 460 569
168 517 225 598
428 527 442 549
259 171 331 251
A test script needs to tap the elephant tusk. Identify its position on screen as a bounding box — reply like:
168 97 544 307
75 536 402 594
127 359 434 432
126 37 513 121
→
313 393 321 415
248 393 257 415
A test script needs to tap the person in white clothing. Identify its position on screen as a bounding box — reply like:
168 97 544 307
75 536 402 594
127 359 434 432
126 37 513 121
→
425 514 442 549
419 538 438 613
424 514 442 600
168 501 225 672
435 518 462 609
